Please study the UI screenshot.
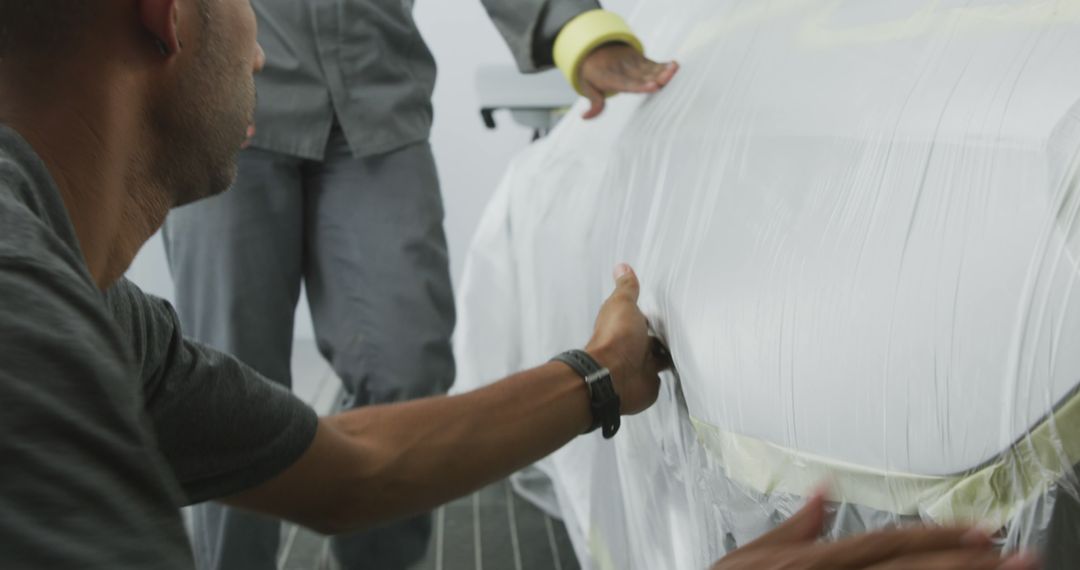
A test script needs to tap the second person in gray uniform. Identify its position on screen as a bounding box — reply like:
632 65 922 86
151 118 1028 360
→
163 1 678 569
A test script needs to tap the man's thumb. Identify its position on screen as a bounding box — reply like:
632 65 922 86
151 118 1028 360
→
581 82 606 120
613 263 640 301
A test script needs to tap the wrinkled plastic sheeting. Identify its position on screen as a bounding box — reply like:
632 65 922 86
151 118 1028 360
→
453 1 1080 568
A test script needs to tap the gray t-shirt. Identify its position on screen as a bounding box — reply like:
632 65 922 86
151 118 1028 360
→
0 125 319 567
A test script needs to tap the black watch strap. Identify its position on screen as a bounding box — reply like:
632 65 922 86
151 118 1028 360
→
551 350 621 439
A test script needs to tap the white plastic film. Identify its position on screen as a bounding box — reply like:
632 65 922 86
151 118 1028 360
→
454 1 1080 568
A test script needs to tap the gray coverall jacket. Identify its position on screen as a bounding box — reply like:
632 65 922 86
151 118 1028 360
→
250 0 601 161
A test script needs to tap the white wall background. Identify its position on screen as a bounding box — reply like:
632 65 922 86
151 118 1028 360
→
125 0 639 340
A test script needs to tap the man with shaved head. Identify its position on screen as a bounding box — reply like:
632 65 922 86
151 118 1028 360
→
0 1 1039 569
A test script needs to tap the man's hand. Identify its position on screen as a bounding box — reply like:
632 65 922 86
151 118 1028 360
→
711 492 1040 570
587 264 670 414
578 43 679 120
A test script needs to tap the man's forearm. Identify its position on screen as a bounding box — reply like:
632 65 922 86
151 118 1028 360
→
325 361 591 526
226 361 594 534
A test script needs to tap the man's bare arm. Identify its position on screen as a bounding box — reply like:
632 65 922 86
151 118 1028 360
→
221 265 664 534
224 362 587 533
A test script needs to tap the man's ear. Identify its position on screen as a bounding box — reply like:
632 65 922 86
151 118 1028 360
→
136 0 181 56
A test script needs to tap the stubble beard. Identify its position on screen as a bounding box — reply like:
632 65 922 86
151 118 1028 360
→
147 9 255 209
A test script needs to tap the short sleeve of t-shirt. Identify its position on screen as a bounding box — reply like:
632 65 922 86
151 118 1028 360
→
104 279 319 505
0 256 196 569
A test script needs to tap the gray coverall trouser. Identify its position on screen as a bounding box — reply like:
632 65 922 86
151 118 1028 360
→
163 125 456 570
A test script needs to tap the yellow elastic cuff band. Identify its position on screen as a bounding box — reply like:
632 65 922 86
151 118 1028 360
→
553 10 644 96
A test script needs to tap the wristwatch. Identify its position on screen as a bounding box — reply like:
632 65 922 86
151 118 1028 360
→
551 349 621 439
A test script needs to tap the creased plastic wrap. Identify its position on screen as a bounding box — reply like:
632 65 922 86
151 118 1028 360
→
453 1 1080 568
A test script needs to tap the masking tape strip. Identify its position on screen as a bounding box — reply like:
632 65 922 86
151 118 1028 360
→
689 386 1080 528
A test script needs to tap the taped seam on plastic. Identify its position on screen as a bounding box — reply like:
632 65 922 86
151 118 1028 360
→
691 388 1080 529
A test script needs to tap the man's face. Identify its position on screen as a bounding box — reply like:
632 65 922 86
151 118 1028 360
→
149 0 264 207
